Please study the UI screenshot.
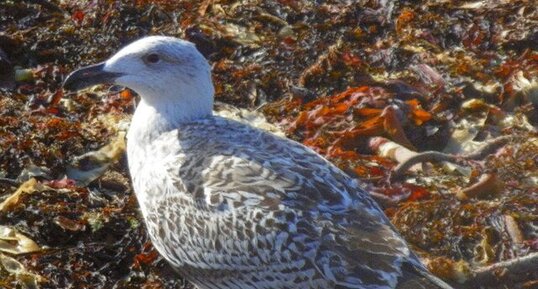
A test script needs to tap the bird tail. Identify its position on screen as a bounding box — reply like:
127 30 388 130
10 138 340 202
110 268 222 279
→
396 262 454 289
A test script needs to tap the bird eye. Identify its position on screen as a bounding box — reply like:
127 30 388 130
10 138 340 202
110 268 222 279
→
144 53 160 64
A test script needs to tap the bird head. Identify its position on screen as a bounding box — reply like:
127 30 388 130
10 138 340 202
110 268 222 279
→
64 36 214 117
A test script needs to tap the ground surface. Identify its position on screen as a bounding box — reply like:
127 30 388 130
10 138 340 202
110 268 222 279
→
0 1 537 289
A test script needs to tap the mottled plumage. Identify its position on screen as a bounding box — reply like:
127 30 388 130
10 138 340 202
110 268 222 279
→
64 36 453 289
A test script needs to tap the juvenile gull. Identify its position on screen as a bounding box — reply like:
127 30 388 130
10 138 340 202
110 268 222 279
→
63 36 453 289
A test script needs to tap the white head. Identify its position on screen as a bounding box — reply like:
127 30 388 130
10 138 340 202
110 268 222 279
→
64 36 214 121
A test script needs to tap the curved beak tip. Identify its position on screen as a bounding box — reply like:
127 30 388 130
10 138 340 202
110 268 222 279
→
63 62 122 91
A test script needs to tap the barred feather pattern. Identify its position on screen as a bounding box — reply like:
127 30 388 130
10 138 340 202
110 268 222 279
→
128 115 439 289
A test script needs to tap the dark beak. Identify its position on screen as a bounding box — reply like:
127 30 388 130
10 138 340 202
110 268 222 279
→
63 62 123 91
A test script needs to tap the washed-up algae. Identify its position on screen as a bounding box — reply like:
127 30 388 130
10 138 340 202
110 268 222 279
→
0 1 536 288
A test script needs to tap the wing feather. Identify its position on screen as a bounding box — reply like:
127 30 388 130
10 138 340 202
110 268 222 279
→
136 116 449 288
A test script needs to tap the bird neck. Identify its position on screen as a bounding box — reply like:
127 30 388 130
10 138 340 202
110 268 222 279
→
128 89 213 147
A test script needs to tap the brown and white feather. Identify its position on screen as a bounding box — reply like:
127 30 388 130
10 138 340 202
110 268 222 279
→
129 116 445 289
66 36 452 289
